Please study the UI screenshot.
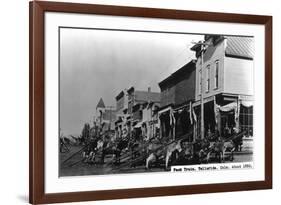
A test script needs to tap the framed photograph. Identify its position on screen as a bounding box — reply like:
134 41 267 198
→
29 1 272 204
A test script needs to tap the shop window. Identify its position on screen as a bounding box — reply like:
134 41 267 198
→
239 106 253 136
214 60 219 89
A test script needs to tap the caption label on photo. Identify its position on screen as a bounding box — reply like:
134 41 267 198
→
171 162 254 173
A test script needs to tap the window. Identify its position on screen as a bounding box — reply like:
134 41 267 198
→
239 106 253 137
199 70 202 95
214 60 219 89
206 65 210 92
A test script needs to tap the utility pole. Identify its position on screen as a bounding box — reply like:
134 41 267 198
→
200 44 205 140
192 41 210 139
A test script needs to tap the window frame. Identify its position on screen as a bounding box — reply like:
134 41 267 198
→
214 60 219 89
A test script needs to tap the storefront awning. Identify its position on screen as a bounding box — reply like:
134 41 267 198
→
134 122 143 128
241 100 253 107
158 106 172 115
218 100 253 113
219 102 237 112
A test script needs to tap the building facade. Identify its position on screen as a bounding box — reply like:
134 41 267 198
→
191 35 254 138
115 87 160 140
140 101 160 140
114 90 129 140
158 60 197 141
115 90 128 117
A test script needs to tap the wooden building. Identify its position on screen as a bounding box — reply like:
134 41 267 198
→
158 60 197 141
191 35 254 138
114 87 160 140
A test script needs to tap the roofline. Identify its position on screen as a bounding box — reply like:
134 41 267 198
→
134 90 160 95
190 44 201 51
158 103 174 111
96 98 106 109
127 86 134 93
115 90 124 100
225 53 253 60
158 60 196 87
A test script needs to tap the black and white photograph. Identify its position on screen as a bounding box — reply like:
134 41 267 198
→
59 27 254 177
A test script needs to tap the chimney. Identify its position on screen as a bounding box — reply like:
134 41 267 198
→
148 87 151 93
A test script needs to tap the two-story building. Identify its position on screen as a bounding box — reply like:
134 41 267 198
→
191 35 254 138
158 60 197 141
115 87 160 140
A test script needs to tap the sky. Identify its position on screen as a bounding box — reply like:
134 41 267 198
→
59 28 203 136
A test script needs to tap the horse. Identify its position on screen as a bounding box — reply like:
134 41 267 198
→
89 139 105 163
206 139 235 163
190 138 212 164
113 138 129 164
82 139 99 163
232 134 243 151
145 139 182 170
175 141 194 165
145 139 162 169
128 139 143 167
99 136 130 164
99 137 115 163
221 140 235 161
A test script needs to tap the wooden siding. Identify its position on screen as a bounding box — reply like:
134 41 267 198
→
175 68 196 105
160 64 196 108
160 86 176 107
224 57 254 95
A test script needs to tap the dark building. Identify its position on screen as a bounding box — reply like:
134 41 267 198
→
158 60 197 141
158 60 196 108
